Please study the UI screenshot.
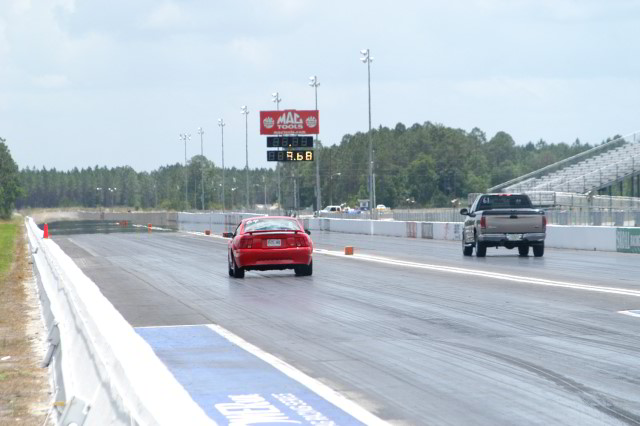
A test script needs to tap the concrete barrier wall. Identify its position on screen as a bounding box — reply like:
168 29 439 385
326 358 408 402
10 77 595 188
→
303 217 629 252
546 225 617 252
26 218 214 426
34 211 634 253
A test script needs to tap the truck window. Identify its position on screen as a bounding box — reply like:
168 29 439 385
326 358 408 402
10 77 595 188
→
477 195 532 210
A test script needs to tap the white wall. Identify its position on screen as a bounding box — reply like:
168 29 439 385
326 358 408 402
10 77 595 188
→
304 217 622 252
546 225 617 252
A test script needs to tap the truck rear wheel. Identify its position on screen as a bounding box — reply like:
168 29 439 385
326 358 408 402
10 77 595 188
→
475 234 487 257
518 245 529 256
533 243 545 257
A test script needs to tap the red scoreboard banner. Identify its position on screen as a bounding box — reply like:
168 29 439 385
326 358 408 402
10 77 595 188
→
260 110 319 135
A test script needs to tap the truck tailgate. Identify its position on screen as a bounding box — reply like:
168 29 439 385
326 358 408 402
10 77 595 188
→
484 210 544 233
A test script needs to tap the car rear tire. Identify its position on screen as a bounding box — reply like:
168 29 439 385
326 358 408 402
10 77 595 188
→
232 254 245 278
518 245 530 256
533 243 545 257
295 261 313 276
475 234 487 258
228 252 234 276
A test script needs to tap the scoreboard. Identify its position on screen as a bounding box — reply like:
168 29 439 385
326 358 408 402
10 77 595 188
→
267 150 314 162
262 111 317 162
266 136 314 148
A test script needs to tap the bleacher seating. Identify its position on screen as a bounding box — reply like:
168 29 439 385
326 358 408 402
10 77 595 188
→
501 135 640 194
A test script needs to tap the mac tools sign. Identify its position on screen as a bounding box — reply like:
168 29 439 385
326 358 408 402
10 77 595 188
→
260 110 319 135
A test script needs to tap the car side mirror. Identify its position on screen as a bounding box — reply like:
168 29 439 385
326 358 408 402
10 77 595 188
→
305 229 311 235
222 232 233 238
459 208 469 216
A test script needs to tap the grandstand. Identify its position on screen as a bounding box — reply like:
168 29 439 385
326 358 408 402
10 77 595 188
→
490 132 640 197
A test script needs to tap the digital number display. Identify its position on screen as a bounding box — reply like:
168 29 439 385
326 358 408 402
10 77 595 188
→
267 150 314 162
267 136 314 148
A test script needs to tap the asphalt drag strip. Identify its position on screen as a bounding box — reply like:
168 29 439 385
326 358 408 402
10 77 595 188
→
52 228 640 425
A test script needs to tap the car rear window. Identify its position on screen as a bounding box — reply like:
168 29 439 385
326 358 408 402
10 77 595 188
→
477 195 532 210
243 218 302 232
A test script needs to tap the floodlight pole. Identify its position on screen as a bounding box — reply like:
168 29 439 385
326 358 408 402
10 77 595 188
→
179 133 191 210
272 92 283 215
198 127 205 210
241 106 250 209
361 48 376 218
218 119 226 212
309 76 322 212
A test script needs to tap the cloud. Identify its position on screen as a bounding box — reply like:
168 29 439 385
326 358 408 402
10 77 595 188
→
454 78 568 101
228 38 272 68
33 73 70 88
143 2 188 30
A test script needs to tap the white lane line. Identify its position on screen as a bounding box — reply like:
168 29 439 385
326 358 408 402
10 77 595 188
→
619 310 640 318
313 249 640 298
206 324 389 426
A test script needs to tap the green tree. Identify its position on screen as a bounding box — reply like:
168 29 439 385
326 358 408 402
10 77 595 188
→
0 139 23 219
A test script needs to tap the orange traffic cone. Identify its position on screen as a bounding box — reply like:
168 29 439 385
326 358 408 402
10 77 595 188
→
43 224 49 239
148 223 152 232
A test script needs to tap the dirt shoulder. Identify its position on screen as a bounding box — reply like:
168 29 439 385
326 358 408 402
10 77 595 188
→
0 219 51 425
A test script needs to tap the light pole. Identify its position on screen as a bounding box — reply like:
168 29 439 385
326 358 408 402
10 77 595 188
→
218 118 226 212
179 133 191 210
309 76 322 212
271 92 281 110
198 127 205 211
262 175 267 207
360 49 376 217
272 92 282 215
108 187 117 207
231 187 237 208
330 172 341 205
241 105 250 210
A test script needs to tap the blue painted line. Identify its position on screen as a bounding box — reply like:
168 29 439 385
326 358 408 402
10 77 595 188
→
136 325 366 425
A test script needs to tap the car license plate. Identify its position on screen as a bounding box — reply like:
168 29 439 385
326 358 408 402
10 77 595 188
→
507 234 523 241
267 239 281 247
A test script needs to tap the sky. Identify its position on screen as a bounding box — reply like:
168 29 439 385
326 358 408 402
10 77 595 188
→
1 0 640 172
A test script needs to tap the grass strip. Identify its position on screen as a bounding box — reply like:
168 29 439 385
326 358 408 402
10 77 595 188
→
0 222 18 275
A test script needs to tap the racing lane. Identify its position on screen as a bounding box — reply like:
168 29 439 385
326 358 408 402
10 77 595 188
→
53 229 640 425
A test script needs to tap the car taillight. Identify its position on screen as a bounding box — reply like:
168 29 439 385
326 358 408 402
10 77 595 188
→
237 236 253 248
542 215 547 231
295 236 309 247
480 216 487 229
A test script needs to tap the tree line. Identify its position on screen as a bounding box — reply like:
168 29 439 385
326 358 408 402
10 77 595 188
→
7 122 606 212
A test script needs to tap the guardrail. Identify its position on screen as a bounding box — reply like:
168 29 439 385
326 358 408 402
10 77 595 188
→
26 218 214 426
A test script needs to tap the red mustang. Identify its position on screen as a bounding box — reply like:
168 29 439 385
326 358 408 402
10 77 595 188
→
225 216 313 278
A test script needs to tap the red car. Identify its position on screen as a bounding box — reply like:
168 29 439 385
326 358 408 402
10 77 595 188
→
224 216 313 278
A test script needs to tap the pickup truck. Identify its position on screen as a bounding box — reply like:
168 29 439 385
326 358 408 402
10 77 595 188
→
460 193 547 257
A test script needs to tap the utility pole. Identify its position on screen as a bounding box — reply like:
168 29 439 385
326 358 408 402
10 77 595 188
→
272 92 282 215
263 175 267 208
360 48 376 218
179 133 191 210
198 127 205 210
217 119 226 212
241 106 250 210
309 76 322 212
